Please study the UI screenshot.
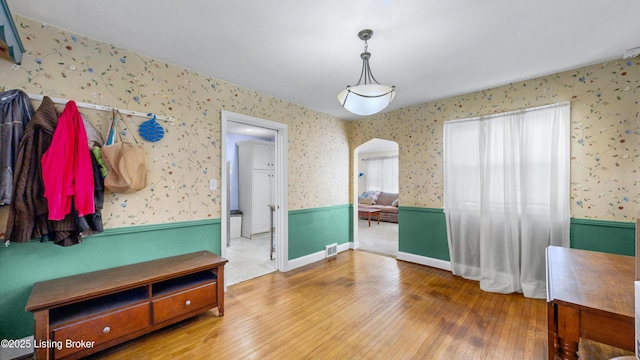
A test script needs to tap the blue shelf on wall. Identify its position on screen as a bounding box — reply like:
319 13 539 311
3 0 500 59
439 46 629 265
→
0 0 25 64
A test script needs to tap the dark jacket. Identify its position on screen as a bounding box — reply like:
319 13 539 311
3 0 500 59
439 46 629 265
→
0 89 34 205
5 96 81 246
6 97 104 246
75 151 104 236
5 96 59 243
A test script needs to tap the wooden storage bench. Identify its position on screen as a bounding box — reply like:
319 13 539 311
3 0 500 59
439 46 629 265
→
25 251 227 360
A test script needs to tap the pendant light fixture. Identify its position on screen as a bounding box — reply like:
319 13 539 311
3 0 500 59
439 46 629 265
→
337 29 396 116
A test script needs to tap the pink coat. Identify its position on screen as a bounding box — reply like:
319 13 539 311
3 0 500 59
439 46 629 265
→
42 101 95 220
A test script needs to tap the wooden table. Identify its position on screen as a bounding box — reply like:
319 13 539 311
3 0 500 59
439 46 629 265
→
358 208 381 227
546 246 634 360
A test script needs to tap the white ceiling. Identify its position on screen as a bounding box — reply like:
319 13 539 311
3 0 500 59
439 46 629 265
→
7 0 640 120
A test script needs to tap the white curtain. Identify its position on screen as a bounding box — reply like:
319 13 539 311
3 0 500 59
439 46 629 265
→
443 102 570 299
365 156 399 193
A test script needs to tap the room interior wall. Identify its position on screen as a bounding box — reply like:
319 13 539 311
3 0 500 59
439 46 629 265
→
0 15 350 340
0 15 350 229
350 58 639 221
349 57 639 261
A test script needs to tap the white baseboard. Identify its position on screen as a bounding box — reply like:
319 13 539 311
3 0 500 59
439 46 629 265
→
337 242 350 253
397 251 451 271
0 335 33 360
287 242 351 271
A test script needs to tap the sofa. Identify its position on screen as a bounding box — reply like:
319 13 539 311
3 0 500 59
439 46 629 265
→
358 191 399 223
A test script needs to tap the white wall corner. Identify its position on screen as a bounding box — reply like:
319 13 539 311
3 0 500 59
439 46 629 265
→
397 252 452 272
287 243 351 271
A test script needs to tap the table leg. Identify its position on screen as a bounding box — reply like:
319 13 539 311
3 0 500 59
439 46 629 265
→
217 265 225 316
376 212 380 225
557 305 580 360
367 214 371 227
558 340 579 360
33 309 50 360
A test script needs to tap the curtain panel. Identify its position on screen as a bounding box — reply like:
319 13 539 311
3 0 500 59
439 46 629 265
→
365 156 399 193
443 102 570 298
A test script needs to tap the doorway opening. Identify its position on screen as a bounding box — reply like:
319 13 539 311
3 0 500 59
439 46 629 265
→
353 139 399 258
221 111 289 286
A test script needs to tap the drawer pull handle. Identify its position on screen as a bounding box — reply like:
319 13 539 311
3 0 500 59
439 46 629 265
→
103 326 111 334
185 300 191 306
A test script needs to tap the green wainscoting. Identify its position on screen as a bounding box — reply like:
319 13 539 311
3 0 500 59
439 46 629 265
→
288 205 351 260
397 207 636 260
0 219 220 340
398 207 449 261
570 218 636 256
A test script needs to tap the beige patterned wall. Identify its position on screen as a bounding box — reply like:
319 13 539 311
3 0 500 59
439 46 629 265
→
0 16 350 233
350 60 640 221
2 16 637 232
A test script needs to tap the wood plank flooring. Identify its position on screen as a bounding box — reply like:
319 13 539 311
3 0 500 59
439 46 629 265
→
92 250 633 360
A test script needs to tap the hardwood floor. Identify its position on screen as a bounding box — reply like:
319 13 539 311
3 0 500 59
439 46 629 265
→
93 250 633 359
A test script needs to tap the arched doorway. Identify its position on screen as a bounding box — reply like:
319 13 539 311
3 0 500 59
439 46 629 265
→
353 138 399 257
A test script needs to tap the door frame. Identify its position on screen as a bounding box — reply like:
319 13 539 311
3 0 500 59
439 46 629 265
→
352 138 399 253
221 110 289 273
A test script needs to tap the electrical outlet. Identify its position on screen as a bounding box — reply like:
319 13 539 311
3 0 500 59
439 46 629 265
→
209 179 217 190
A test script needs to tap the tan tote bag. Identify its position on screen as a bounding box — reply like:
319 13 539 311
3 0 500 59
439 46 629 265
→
101 110 148 193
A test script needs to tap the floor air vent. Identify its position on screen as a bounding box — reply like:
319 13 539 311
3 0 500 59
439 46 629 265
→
325 243 338 258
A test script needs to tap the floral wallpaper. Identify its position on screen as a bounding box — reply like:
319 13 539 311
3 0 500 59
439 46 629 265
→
0 15 350 235
1 14 637 237
350 59 640 221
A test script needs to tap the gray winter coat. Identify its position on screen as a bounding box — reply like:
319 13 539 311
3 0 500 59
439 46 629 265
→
0 89 34 205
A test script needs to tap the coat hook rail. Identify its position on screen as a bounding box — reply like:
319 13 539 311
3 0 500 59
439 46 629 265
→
27 93 175 122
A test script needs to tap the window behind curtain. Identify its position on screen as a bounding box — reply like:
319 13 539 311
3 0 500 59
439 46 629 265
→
365 156 398 193
443 101 570 299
